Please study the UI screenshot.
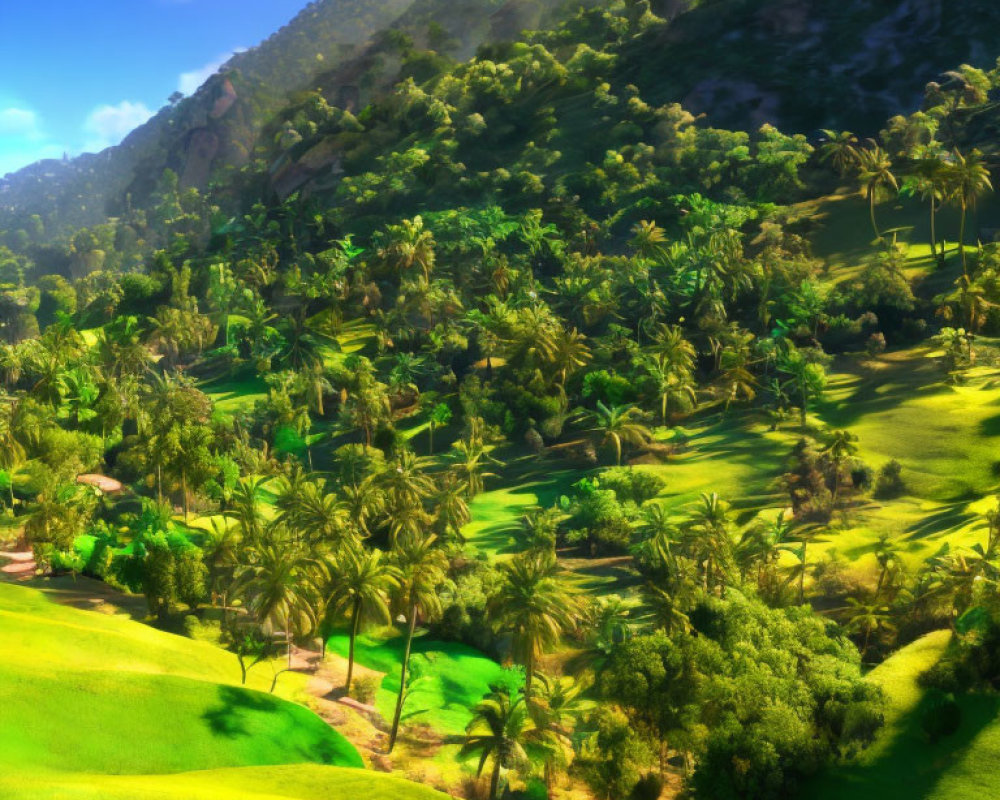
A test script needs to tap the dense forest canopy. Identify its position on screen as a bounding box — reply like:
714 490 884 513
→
7 1 1000 799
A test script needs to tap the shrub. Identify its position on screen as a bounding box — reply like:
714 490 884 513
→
353 674 382 705
874 460 905 499
601 467 665 505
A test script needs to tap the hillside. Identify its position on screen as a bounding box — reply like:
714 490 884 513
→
7 0 1000 244
0 0 570 239
0 581 450 800
6 0 1000 799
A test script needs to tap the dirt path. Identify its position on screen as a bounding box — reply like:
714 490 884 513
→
0 550 35 578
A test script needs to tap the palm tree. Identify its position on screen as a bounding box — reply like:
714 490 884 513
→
682 492 735 590
823 429 858 502
641 582 691 635
381 450 436 511
527 673 584 794
320 544 399 690
387 533 448 752
581 401 652 466
235 541 317 670
644 357 696 426
461 686 535 800
947 148 993 277
450 437 501 498
819 129 860 177
784 537 811 605
551 327 591 390
873 534 903 599
844 597 895 660
426 401 452 454
489 551 578 693
203 517 241 610
376 215 436 282
433 473 471 542
902 156 949 263
857 143 898 240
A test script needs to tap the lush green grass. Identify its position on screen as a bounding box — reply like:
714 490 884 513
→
326 627 518 735
813 630 1000 800
203 375 269 415
806 348 1000 574
0 582 374 796
1 582 294 692
462 455 579 557
0 666 359 775
0 765 449 800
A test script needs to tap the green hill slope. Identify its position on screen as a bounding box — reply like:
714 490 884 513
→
812 630 1000 800
0 583 445 800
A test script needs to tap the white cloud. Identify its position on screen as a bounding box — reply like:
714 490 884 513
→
83 101 154 152
0 106 66 177
0 108 41 138
178 50 243 96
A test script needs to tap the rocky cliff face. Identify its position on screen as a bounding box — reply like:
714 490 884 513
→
0 0 576 238
646 0 999 133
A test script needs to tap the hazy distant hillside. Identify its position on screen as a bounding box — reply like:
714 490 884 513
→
0 0 568 239
8 0 1000 243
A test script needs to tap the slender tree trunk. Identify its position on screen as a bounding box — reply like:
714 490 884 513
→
389 603 418 752
525 649 535 696
869 187 880 240
661 392 668 426
238 654 247 685
490 756 502 800
287 628 293 670
799 541 807 604
156 464 163 505
346 596 361 694
960 200 969 277
930 197 939 264
182 469 189 523
428 424 434 455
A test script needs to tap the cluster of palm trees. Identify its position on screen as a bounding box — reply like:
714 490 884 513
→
822 131 993 275
461 672 583 800
212 451 579 758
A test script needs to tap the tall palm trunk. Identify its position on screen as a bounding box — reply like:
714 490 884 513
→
959 199 969 277
490 756 502 800
345 596 361 694
868 186 880 240
389 603 418 752
930 196 940 264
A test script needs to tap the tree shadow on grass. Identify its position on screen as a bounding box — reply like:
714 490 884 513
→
903 499 982 541
814 693 1000 800
202 684 278 739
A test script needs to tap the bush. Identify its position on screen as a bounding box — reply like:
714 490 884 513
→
353 674 382 705
874 460 905 499
601 467 665 505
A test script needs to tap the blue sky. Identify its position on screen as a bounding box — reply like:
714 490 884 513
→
0 0 309 177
